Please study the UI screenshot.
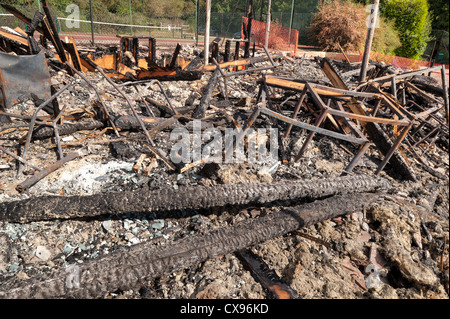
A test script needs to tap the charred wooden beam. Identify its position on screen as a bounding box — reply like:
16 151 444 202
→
320 58 348 90
26 11 45 54
132 37 139 63
337 43 352 64
200 54 281 72
31 116 180 140
365 121 416 180
0 174 390 223
210 41 219 64
64 37 83 72
0 5 69 60
169 43 181 69
234 40 240 65
440 65 449 124
135 69 202 82
264 76 382 101
0 28 29 53
183 56 203 71
41 0 69 71
224 40 231 62
0 4 43 36
16 152 79 192
148 37 156 64
145 97 176 117
0 192 382 298
192 69 220 119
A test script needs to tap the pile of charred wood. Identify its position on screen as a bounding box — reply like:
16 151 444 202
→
259 57 449 181
2 1 448 188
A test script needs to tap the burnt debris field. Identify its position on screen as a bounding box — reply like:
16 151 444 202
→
0 2 449 300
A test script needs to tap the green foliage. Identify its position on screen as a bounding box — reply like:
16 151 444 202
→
47 0 76 12
372 15 401 55
381 0 432 59
428 0 449 31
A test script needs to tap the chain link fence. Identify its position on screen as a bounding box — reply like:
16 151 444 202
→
56 17 185 45
0 1 190 46
242 17 298 53
423 30 449 66
0 1 313 49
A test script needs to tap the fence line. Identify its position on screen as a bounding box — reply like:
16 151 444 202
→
1 3 448 66
56 17 182 30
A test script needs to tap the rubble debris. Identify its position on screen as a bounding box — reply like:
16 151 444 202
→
0 0 448 300
368 205 441 288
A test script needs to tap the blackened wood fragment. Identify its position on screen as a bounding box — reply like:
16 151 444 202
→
364 121 416 181
0 175 390 223
192 69 220 119
0 192 381 298
31 116 180 140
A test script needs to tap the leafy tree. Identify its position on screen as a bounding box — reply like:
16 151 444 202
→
381 0 432 59
427 0 449 31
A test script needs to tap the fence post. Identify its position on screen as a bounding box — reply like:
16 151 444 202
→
288 0 295 46
224 40 231 62
244 0 253 58
128 0 133 35
359 0 379 83
204 0 211 65
195 0 199 46
89 0 94 45
441 65 449 124
264 0 272 48
260 0 264 21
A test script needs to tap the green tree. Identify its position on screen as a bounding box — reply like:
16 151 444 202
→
428 0 449 31
381 0 432 59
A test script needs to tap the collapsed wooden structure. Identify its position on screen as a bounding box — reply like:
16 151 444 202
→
0 0 449 300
